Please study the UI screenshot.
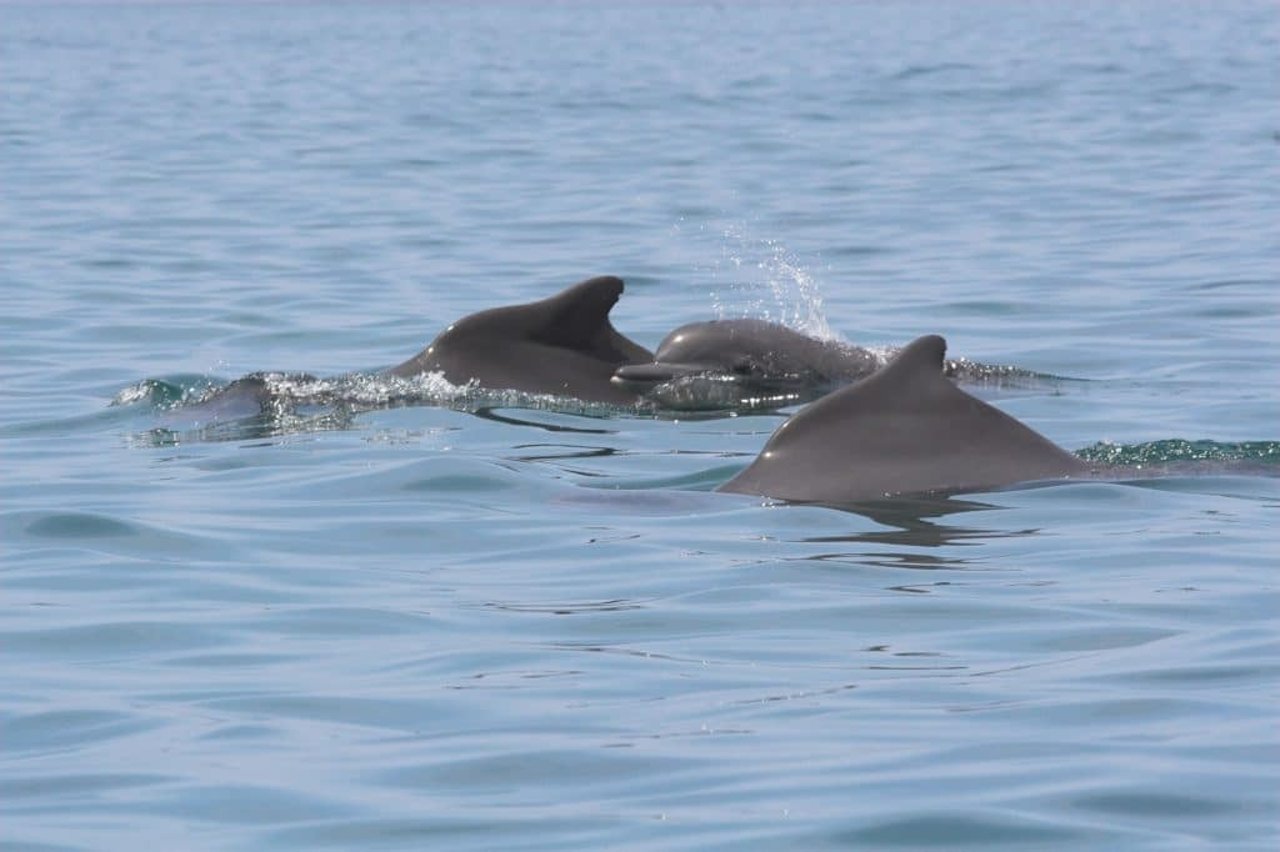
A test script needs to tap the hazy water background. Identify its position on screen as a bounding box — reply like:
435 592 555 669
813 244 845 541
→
3 1 1279 849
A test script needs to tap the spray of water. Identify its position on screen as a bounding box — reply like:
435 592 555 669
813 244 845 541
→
684 222 835 340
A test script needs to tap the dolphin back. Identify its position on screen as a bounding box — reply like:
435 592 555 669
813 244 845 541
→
388 276 652 403
720 334 1089 503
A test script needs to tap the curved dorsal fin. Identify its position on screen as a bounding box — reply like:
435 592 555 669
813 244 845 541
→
387 276 652 402
529 275 626 349
837 333 948 408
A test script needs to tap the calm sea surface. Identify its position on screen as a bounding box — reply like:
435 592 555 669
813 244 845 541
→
3 2 1278 849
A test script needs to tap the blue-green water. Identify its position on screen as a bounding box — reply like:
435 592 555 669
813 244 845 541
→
3 2 1278 849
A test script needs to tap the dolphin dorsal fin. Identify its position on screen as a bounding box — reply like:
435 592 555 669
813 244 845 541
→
533 276 625 349
387 276 650 399
522 275 651 364
865 333 946 390
881 333 947 380
811 333 950 418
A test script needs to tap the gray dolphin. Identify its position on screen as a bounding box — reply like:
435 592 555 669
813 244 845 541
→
612 319 883 403
612 318 1035 408
389 275 653 404
719 334 1090 504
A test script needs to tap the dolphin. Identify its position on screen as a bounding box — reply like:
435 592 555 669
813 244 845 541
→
163 276 651 430
718 334 1091 504
612 319 882 404
389 275 653 404
612 318 1037 408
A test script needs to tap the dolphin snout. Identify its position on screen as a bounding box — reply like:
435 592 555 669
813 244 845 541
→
611 362 706 390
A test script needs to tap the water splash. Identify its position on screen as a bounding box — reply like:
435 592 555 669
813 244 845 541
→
118 370 653 445
111 376 218 408
1076 439 1280 467
696 223 834 340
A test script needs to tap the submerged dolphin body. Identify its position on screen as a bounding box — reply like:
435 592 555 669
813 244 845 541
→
719 334 1090 504
389 275 653 404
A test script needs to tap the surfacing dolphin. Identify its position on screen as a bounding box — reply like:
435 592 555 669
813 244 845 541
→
166 276 652 431
388 275 652 405
612 318 1037 409
719 334 1090 504
612 319 881 404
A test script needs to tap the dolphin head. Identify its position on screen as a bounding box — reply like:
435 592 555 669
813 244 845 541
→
612 319 881 405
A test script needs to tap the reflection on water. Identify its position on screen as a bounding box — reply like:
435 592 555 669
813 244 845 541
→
471 407 620 434
138 408 360 447
510 444 619 463
484 599 647 616
788 495 1043 569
